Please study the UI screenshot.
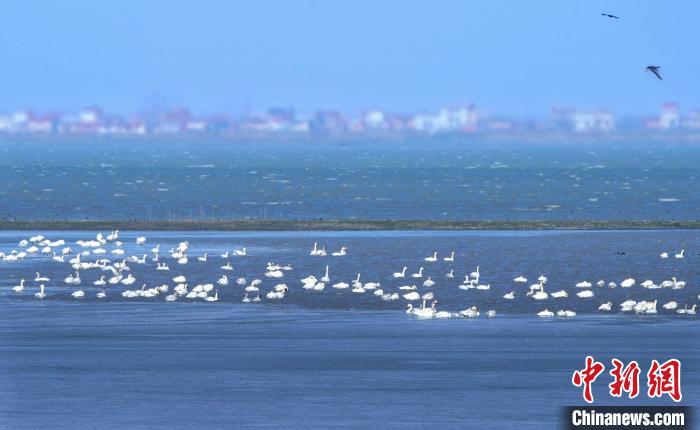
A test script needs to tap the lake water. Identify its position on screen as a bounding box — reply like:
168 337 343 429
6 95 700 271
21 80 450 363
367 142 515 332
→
0 139 698 221
1 138 698 428
0 229 698 428
1 304 697 429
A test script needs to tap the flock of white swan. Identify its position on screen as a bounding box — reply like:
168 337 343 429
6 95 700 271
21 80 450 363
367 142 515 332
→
1 230 697 319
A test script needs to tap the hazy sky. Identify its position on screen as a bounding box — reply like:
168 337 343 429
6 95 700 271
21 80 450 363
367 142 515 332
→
1 0 698 117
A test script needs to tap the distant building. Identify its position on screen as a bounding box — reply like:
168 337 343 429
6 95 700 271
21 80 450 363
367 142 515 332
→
309 111 346 134
571 111 614 133
659 102 680 129
79 106 103 124
645 102 680 130
364 110 387 130
26 114 57 134
409 105 477 133
551 106 615 133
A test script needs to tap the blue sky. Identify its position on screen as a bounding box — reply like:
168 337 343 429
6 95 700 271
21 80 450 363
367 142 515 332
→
0 0 698 117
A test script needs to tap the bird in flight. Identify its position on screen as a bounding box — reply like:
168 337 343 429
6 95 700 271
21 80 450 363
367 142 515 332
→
645 66 663 80
601 13 620 19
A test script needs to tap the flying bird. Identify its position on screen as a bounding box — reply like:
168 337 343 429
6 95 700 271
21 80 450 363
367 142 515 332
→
645 66 662 80
601 13 620 19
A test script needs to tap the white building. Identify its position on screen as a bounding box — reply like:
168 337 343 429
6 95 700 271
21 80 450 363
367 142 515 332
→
571 111 614 133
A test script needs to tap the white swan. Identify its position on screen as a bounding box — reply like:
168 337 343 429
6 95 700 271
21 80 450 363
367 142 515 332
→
532 290 548 300
71 290 85 298
321 265 330 283
364 282 380 290
234 247 247 256
220 262 233 271
459 306 480 318
557 310 576 318
513 276 527 283
470 266 480 281
411 301 437 318
424 252 438 262
331 246 347 256
411 267 424 278
96 288 106 299
403 291 420 301
217 275 229 286
197 253 208 262
393 267 407 278
136 236 146 245
332 282 349 289
660 252 668 259
675 249 685 259
537 309 554 318
551 290 568 298
662 301 678 310
309 242 322 256
446 269 454 279
205 291 219 302
620 278 635 288
598 302 612 311
443 251 455 262
644 300 658 314
35 284 46 299
381 292 399 301
423 277 435 287
351 284 365 293
64 272 81 285
12 279 26 293
35 272 50 282
576 290 594 298
575 281 592 288
266 286 287 299
620 300 636 312
503 291 515 300
265 270 284 278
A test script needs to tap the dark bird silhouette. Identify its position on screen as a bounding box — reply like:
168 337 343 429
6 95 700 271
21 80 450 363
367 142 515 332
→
601 13 620 19
645 66 663 80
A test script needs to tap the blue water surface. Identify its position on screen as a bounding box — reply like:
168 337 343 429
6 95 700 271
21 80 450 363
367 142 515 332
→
0 139 698 221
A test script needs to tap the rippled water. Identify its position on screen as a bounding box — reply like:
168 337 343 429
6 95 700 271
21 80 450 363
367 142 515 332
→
1 304 697 429
1 139 698 221
2 230 698 428
1 230 698 315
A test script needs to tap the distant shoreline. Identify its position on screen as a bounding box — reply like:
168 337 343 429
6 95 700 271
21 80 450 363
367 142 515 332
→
1 219 700 231
2 131 700 144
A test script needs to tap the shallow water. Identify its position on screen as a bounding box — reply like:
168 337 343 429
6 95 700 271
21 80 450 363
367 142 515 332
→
1 229 699 315
1 139 699 221
1 229 698 428
0 304 697 429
